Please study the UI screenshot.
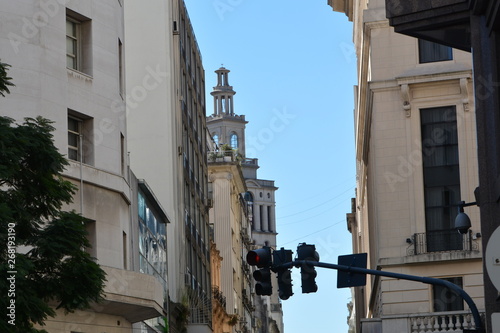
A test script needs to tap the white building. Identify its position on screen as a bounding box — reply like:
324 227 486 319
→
0 0 166 331
125 0 212 331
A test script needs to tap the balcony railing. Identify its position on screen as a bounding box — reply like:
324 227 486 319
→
410 229 475 255
409 311 484 332
361 310 485 333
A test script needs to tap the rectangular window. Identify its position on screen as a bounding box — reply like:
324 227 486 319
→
421 106 462 252
120 132 125 175
118 39 124 95
66 19 78 69
84 219 97 258
68 116 81 161
433 277 464 312
419 39 453 63
67 111 94 165
66 9 92 75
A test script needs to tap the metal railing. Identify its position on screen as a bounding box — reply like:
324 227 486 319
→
411 229 472 255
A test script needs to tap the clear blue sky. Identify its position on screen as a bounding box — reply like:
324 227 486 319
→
183 1 357 331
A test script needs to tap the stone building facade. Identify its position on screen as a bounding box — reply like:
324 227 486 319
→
330 0 485 332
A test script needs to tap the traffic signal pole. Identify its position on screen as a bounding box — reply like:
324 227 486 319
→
281 260 483 331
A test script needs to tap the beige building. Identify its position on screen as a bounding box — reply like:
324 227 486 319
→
0 0 167 332
330 0 484 332
208 160 254 333
207 68 283 333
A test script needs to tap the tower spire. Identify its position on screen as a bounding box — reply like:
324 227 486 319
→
210 67 236 116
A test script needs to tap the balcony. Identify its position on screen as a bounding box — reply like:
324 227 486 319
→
92 266 164 323
208 149 240 163
410 229 475 255
361 311 485 333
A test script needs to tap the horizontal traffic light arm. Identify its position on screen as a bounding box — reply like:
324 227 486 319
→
276 260 483 331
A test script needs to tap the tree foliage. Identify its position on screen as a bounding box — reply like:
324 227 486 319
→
0 66 106 332
0 60 14 97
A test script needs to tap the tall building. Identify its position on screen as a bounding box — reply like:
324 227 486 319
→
330 0 485 332
208 155 254 333
207 68 284 333
0 0 167 331
125 0 212 332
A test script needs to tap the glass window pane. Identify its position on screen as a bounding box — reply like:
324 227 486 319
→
138 193 146 221
419 39 453 63
66 20 76 37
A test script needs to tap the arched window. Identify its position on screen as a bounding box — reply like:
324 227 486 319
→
213 134 219 146
230 133 238 149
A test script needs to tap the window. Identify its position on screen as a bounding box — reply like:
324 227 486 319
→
230 133 238 149
138 191 167 282
67 111 94 164
419 39 453 63
118 39 124 95
66 9 92 75
213 134 219 146
420 106 462 252
66 19 78 69
433 277 464 312
68 116 81 161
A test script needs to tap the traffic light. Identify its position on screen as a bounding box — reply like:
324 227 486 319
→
273 248 294 300
297 243 319 293
247 247 273 296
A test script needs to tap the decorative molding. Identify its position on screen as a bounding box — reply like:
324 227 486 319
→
460 77 471 112
400 83 411 117
67 68 93 82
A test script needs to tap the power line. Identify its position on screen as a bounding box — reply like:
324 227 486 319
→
280 218 345 246
278 196 351 226
277 185 354 220
278 177 355 209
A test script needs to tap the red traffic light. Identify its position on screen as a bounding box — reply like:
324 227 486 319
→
246 247 272 268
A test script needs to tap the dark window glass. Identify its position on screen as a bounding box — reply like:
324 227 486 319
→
419 39 453 63
433 277 464 312
421 106 462 252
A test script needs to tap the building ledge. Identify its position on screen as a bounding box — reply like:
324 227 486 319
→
91 266 164 323
379 250 482 267
385 0 471 51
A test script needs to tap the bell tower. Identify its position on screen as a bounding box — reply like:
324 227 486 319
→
207 67 247 156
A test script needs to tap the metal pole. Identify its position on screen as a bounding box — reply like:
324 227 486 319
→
279 260 483 330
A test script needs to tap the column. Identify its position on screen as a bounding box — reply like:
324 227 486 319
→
253 204 261 231
261 204 268 232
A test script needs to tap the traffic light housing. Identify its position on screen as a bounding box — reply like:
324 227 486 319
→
297 243 319 293
247 247 273 295
273 248 294 300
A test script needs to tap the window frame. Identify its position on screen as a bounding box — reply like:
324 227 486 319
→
420 106 462 252
418 39 453 64
67 110 94 165
433 277 464 312
66 9 92 76
230 132 238 149
67 116 82 161
66 18 80 70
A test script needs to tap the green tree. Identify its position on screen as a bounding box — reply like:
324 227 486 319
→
0 60 14 96
0 64 106 332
